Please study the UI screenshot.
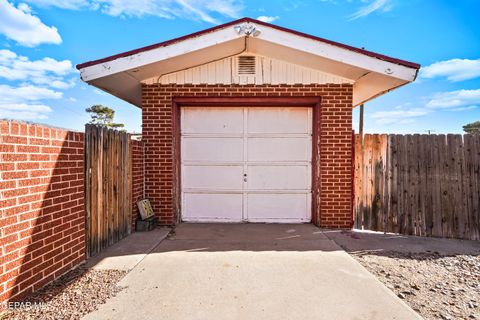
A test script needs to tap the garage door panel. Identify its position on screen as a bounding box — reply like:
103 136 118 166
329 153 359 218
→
183 165 244 189
247 137 311 162
181 106 312 223
247 107 311 134
182 193 243 221
182 107 243 134
247 165 310 190
246 193 311 221
182 137 243 162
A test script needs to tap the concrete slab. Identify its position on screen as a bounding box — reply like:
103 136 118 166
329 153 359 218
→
84 224 421 320
85 227 171 271
324 229 480 255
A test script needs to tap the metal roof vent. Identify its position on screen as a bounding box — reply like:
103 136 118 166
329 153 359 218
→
237 56 256 75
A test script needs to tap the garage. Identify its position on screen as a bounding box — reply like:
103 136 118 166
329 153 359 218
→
77 17 420 228
181 106 312 223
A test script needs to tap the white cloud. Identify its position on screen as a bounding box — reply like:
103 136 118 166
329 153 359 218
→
0 0 62 47
49 78 76 89
24 0 88 10
349 0 391 20
426 89 480 110
25 0 243 24
0 84 63 102
0 103 52 120
446 105 477 112
371 104 429 125
100 0 243 23
420 58 480 82
17 3 32 13
256 15 279 23
0 49 74 88
369 89 479 129
0 84 62 120
0 49 75 122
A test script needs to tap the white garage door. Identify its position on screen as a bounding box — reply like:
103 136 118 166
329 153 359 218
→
181 106 312 223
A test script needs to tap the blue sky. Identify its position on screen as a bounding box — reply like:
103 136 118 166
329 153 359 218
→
0 0 479 133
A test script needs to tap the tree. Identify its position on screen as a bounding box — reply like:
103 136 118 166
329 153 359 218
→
86 105 124 128
463 121 480 134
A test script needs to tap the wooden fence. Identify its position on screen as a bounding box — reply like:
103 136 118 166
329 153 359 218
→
354 134 480 240
84 125 132 257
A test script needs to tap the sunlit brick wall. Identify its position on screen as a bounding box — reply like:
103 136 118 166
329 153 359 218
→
0 121 85 304
141 83 353 228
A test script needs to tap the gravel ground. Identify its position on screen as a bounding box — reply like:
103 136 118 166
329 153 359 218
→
352 251 480 320
0 267 126 320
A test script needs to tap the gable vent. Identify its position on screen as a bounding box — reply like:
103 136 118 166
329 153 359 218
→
237 56 256 75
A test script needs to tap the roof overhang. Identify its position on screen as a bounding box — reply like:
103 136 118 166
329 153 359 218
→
77 17 420 108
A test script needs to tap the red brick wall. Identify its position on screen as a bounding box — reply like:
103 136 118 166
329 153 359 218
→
131 139 144 226
0 121 85 304
141 83 353 228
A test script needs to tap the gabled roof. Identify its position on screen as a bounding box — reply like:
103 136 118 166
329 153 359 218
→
77 17 419 70
77 17 420 107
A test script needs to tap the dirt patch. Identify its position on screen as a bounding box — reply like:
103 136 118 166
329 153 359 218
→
1 267 126 320
352 251 480 320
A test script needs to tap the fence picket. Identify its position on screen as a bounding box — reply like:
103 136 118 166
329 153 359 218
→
84 125 133 257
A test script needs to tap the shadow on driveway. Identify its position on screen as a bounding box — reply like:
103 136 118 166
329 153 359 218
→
83 223 421 320
324 229 480 258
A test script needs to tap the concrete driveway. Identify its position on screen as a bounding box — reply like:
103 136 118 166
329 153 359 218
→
84 224 421 320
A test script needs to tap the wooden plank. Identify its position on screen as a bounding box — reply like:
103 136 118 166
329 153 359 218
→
432 135 442 237
384 134 392 233
107 128 112 246
115 130 121 240
119 131 125 238
401 134 409 234
118 131 124 238
408 134 419 235
110 129 114 244
463 135 472 239
365 134 373 230
447 134 456 238
84 125 91 257
471 134 478 240
113 130 119 243
370 134 377 230
454 134 466 239
423 134 434 237
127 135 132 234
409 134 415 236
92 125 99 256
100 126 105 251
417 134 426 236
378 134 387 232
439 134 449 237
389 135 398 233
446 134 456 238
397 133 403 235
354 134 362 228
415 134 424 236
471 135 480 240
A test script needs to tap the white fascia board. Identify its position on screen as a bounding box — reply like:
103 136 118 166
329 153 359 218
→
79 21 417 84
256 25 418 82
79 27 242 82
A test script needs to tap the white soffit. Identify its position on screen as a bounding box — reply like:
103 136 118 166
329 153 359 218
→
77 18 419 108
145 53 355 86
